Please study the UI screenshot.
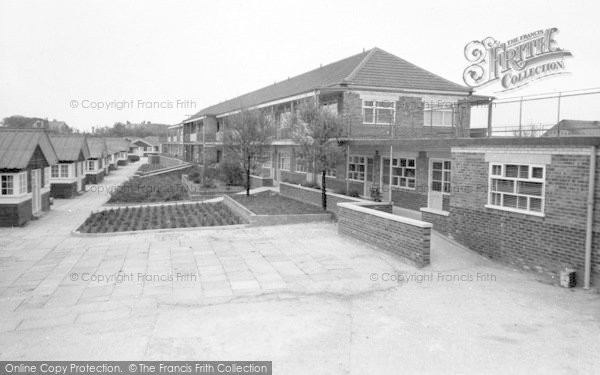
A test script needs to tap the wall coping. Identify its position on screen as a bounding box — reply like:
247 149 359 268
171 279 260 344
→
250 174 273 180
280 181 367 203
338 202 432 228
420 207 450 216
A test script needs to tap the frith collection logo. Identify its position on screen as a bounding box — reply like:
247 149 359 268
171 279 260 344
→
463 27 572 92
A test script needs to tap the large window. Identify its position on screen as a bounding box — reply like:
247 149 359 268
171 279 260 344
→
363 100 395 125
1 175 14 195
431 160 451 193
322 101 338 115
19 173 27 194
348 156 366 181
295 156 307 173
87 160 95 171
424 109 453 127
60 164 69 178
488 163 545 215
51 165 60 178
278 151 290 171
391 158 416 189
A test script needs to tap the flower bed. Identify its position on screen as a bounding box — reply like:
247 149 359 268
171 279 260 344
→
107 167 194 203
136 163 165 174
77 202 241 233
230 191 325 215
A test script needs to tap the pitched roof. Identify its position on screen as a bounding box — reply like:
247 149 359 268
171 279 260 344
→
133 137 159 147
86 137 108 158
544 120 600 136
105 138 130 154
49 134 90 161
0 128 58 169
187 47 471 120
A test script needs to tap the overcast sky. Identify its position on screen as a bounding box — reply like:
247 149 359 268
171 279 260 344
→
1 0 599 132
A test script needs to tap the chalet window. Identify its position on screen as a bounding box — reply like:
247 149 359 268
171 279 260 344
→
1 175 14 195
348 156 366 181
321 101 338 115
51 165 60 178
19 173 27 194
424 109 453 127
431 161 451 193
60 164 69 178
488 163 545 215
362 100 395 125
278 151 291 171
87 160 95 171
391 158 416 189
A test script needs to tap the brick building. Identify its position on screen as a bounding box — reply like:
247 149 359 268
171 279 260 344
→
161 47 598 286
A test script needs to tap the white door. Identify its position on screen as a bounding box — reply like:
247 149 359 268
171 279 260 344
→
428 159 451 211
77 162 82 191
364 157 374 197
31 169 41 214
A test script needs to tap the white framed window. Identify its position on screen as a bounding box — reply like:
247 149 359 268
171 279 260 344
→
295 156 307 173
19 172 27 194
1 175 14 195
321 101 338 115
431 160 451 194
424 109 453 127
278 151 291 171
51 165 60 178
60 164 69 178
261 152 272 168
87 160 95 171
391 158 416 189
363 100 396 125
348 155 366 181
488 163 545 215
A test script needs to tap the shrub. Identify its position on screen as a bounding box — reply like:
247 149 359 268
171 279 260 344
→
348 189 360 198
219 162 244 186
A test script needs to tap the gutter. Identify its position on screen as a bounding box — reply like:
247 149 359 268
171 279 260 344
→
584 145 596 289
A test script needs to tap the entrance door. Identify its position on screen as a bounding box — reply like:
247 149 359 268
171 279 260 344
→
31 169 41 215
428 159 451 211
364 157 374 197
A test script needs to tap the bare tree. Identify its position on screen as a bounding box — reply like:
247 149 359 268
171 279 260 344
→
222 108 273 196
292 101 345 210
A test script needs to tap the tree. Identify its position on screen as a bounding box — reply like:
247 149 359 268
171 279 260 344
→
292 101 345 210
222 108 273 196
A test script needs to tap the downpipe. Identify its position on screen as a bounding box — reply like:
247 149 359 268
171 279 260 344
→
584 145 596 290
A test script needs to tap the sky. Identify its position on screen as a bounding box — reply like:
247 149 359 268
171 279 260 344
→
1 0 599 132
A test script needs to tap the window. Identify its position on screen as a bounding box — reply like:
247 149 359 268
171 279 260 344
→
1 175 14 195
424 109 453 127
348 156 366 181
87 160 95 171
295 156 307 173
363 100 395 125
19 173 27 194
431 160 451 193
322 101 338 115
279 111 292 129
278 152 291 171
391 158 416 189
488 163 545 214
261 153 272 168
60 164 69 178
51 165 60 178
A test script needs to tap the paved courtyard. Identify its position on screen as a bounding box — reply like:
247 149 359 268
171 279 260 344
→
1 162 599 374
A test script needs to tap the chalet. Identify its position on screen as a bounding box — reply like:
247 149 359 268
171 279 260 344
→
105 138 130 169
162 47 599 287
129 137 160 158
48 134 90 198
85 138 108 184
0 129 57 226
544 119 600 137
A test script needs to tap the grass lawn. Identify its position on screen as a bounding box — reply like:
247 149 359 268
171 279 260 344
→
231 191 324 215
108 167 194 203
78 202 241 233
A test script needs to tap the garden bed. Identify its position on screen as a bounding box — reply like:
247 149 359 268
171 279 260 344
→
231 190 325 215
136 163 166 174
77 202 241 233
107 167 195 203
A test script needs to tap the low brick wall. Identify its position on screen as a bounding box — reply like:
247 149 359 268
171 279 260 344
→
420 208 450 236
117 159 128 166
85 171 105 185
250 175 273 187
222 194 332 226
157 155 184 168
338 202 431 268
0 199 32 227
51 182 78 199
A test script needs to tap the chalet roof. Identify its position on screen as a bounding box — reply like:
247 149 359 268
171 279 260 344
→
0 128 58 169
544 119 600 136
86 137 108 158
187 47 472 120
105 138 130 154
49 134 90 161
133 137 159 147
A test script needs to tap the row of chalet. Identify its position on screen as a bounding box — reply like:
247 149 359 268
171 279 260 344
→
161 47 600 287
0 129 141 226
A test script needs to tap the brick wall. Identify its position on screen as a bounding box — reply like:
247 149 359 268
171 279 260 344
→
250 175 273 187
337 202 431 267
85 171 105 185
0 199 32 227
448 149 600 285
51 182 77 199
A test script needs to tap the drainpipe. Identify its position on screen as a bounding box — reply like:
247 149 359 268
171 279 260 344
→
346 144 350 194
389 145 393 202
584 145 596 289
